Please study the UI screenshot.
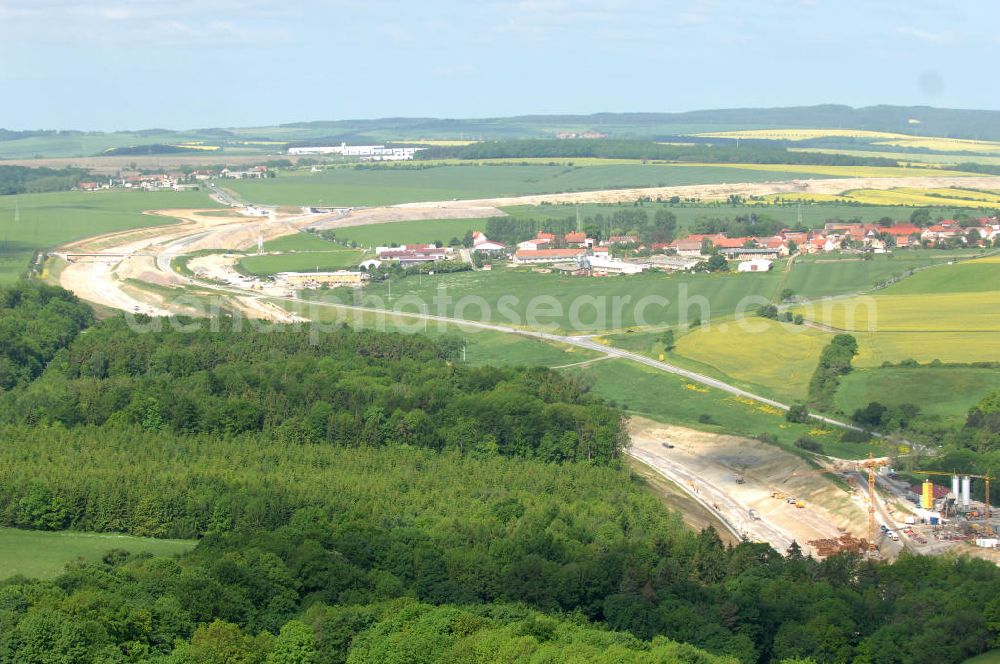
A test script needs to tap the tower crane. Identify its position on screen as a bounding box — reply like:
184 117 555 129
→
858 454 889 549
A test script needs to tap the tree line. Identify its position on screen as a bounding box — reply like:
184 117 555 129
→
484 208 678 246
1 315 625 465
0 165 90 195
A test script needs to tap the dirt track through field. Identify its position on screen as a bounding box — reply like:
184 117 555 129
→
394 175 1000 207
627 417 867 556
54 172 1000 325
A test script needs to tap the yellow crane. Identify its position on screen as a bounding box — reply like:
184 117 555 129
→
858 454 889 549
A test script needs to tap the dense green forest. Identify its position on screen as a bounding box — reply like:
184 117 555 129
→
0 316 624 463
0 165 89 195
417 139 897 166
3 281 1000 662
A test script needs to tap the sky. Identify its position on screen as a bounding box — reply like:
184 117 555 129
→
0 0 996 131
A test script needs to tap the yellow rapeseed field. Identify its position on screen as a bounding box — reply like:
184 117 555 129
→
874 137 1000 153
173 144 221 151
680 163 983 178
696 129 915 141
694 129 1000 154
674 319 830 401
762 186 1000 208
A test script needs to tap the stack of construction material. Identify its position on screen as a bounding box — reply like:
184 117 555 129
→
808 534 869 557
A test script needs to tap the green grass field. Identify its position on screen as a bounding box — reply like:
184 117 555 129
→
796 255 1000 365
0 189 220 283
837 367 1000 428
802 256 1000 334
673 319 830 402
964 651 1000 664
332 218 490 247
221 163 851 207
313 267 783 333
237 248 369 275
786 250 984 299
261 231 341 252
562 358 881 459
0 527 194 580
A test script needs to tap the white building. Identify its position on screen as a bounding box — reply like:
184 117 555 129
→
288 143 422 161
646 255 699 271
471 232 505 252
737 259 773 273
586 256 645 275
512 248 586 265
517 238 552 251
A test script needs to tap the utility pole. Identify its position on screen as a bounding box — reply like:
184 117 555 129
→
462 339 467 363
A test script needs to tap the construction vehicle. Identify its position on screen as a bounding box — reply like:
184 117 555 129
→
748 509 761 520
770 491 785 500
796 500 806 509
734 474 745 484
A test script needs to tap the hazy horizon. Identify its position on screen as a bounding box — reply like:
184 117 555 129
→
1 0 997 132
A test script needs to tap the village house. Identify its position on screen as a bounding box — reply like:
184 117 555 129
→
471 232 505 252
884 224 922 247
668 238 704 258
517 237 552 251
219 166 268 179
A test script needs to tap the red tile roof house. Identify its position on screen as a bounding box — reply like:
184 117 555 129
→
885 224 923 247
710 236 757 249
922 224 964 241
564 232 587 246
669 239 705 257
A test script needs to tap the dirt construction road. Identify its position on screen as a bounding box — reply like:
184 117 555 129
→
628 418 867 556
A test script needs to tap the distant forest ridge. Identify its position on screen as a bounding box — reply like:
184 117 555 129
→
275 105 1000 140
4 105 1000 145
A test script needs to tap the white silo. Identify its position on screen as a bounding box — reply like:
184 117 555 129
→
952 475 961 500
962 476 972 508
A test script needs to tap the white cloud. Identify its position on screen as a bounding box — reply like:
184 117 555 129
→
0 0 293 45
